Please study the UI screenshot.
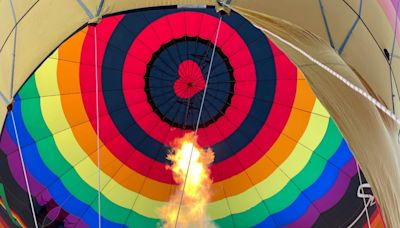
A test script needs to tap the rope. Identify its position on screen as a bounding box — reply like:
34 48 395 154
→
96 0 104 17
0 92 9 105
389 0 400 114
76 0 94 19
341 0 400 115
257 25 400 125
10 111 39 228
9 0 17 99
356 162 371 228
338 0 362 54
174 16 222 228
219 2 400 126
94 26 102 228
318 0 335 49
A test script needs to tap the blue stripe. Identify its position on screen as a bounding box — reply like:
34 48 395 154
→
5 97 122 227
254 140 354 227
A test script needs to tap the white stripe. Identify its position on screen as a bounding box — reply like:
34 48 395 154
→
175 16 223 227
94 26 101 228
11 111 39 228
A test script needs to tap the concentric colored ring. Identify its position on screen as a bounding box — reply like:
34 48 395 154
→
78 10 296 183
145 36 235 129
0 7 381 228
99 10 277 164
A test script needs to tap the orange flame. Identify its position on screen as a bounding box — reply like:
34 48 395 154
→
159 133 215 228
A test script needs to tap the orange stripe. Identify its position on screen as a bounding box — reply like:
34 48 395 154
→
212 73 316 198
56 31 316 202
368 205 385 228
0 198 27 228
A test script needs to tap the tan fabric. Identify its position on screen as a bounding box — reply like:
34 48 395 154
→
0 0 213 132
1 0 400 226
230 3 400 227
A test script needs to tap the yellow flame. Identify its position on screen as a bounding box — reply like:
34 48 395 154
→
159 133 215 228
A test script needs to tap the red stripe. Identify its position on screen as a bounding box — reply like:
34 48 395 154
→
78 12 297 184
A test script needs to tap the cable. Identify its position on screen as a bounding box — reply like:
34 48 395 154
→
8 0 17 100
94 26 101 228
10 111 39 228
219 2 400 126
388 0 400 114
257 24 400 125
173 16 222 228
356 162 371 228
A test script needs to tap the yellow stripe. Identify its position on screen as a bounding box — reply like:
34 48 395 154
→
35 57 164 218
210 101 329 216
35 57 329 219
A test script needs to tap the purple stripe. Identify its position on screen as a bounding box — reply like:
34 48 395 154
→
284 159 358 228
0 128 17 155
0 129 50 203
64 215 89 228
315 159 357 211
1 129 85 225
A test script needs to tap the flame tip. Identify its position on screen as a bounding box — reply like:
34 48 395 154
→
159 133 216 227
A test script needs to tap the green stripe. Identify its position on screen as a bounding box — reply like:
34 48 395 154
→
214 119 343 227
0 183 22 227
20 78 158 226
20 75 344 227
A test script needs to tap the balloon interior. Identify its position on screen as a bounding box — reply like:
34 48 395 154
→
0 5 388 228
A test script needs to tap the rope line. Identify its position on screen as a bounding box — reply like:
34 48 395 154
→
96 0 105 16
174 16 222 228
389 0 400 114
10 111 39 228
356 162 371 228
225 8 400 125
0 0 40 54
94 26 102 228
76 0 94 19
9 0 17 100
341 0 400 113
318 0 336 49
338 0 363 54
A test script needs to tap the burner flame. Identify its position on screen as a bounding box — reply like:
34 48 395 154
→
159 133 215 228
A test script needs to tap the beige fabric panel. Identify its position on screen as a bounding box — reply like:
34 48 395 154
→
0 0 90 104
1 0 399 226
0 0 213 102
101 0 213 15
0 0 37 46
0 104 6 135
230 0 400 118
0 0 212 129
232 6 400 227
0 31 13 102
0 0 14 48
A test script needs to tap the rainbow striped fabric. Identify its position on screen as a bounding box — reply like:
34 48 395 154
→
0 7 382 227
